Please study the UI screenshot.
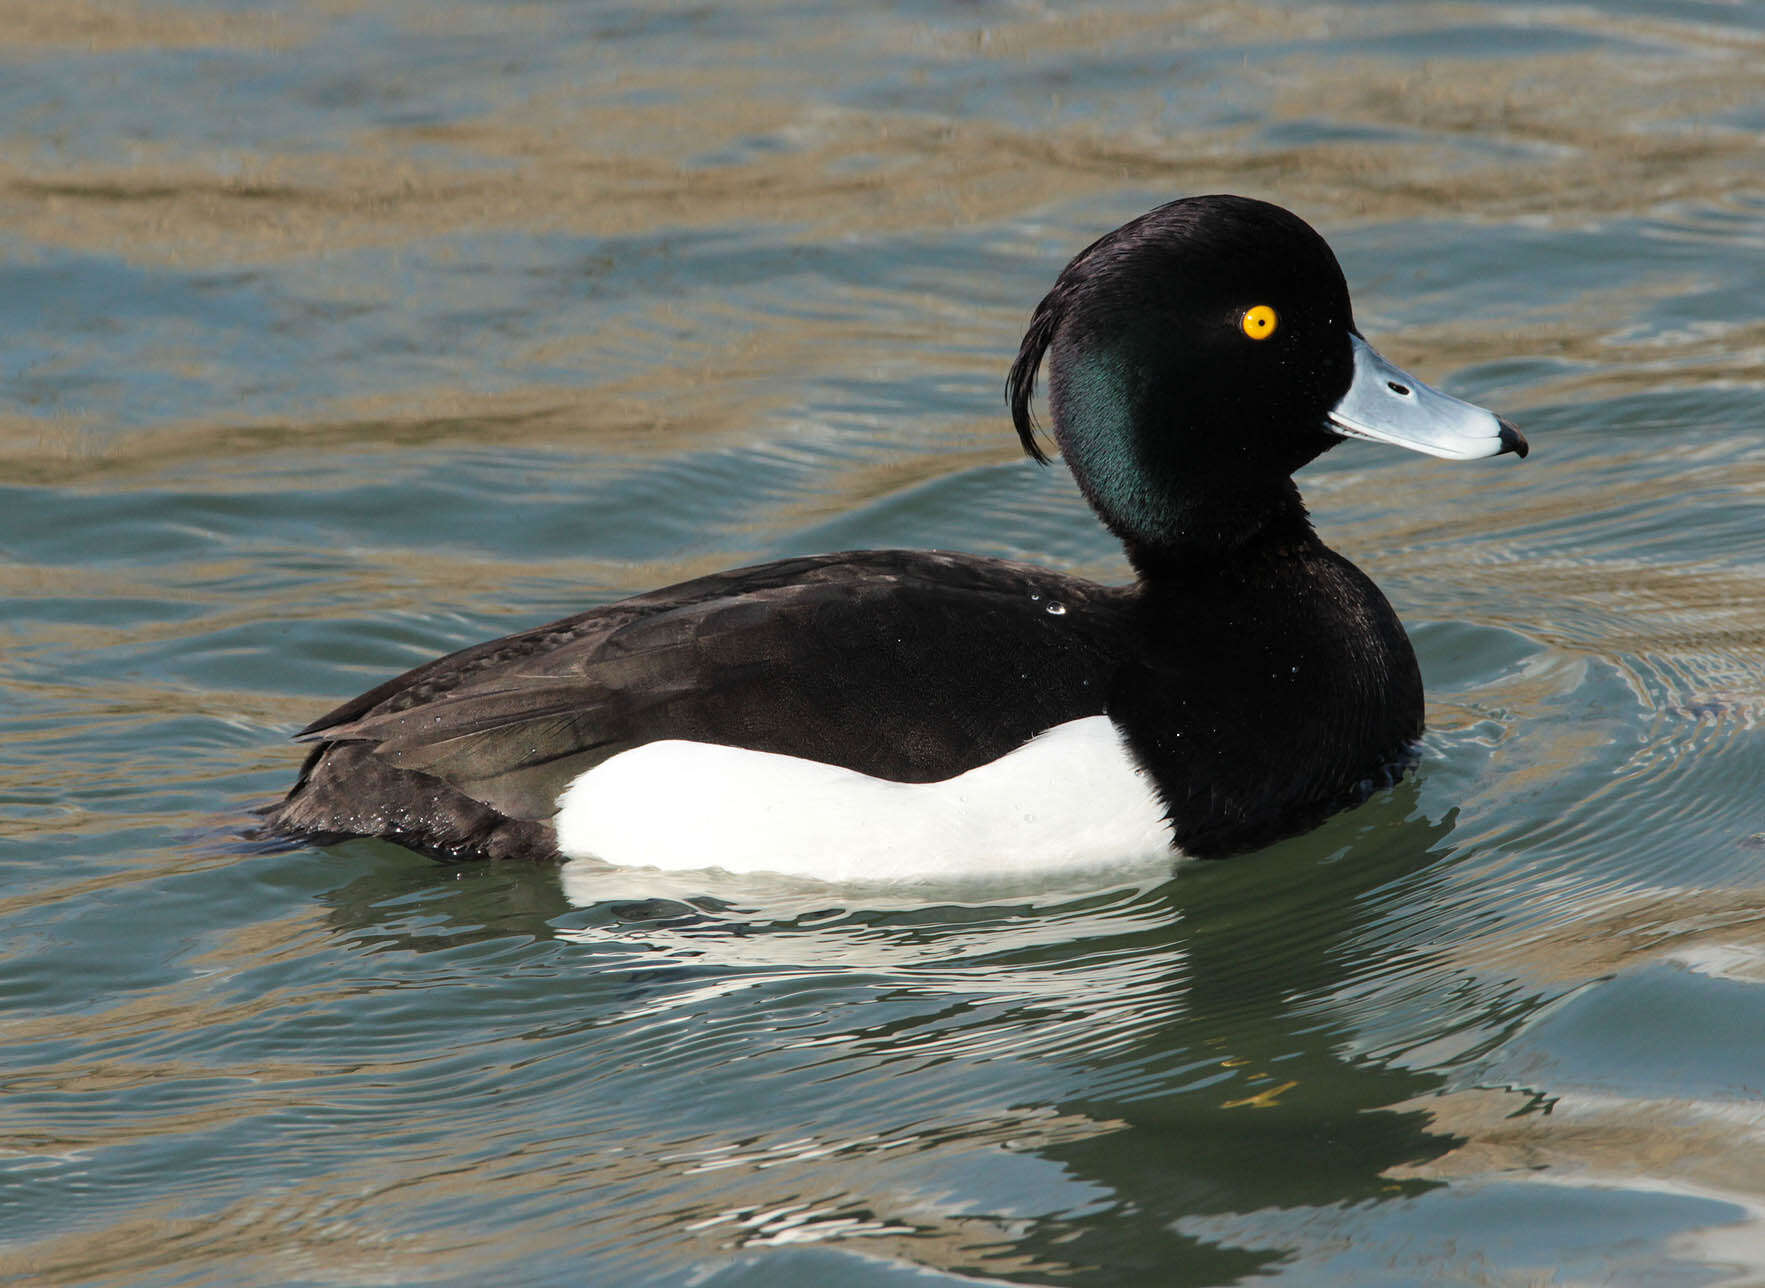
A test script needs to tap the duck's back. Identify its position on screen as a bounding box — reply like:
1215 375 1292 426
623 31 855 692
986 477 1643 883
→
267 550 1132 862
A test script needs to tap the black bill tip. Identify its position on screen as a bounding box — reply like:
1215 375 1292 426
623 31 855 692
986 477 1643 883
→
1497 418 1530 459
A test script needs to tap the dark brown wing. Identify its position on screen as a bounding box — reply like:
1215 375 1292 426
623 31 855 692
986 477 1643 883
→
268 550 1130 859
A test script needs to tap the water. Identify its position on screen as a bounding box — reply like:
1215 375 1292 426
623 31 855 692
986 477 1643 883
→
4 1 1765 1283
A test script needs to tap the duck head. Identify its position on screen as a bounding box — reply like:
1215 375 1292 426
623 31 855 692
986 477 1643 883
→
1008 195 1526 571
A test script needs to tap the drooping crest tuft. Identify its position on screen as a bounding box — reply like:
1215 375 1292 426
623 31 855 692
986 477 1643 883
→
1006 206 1177 466
1007 295 1061 464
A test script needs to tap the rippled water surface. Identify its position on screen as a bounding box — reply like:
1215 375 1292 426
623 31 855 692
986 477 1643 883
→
5 2 1765 1284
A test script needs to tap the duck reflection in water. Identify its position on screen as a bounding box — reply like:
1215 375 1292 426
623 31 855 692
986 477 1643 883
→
312 796 1468 1286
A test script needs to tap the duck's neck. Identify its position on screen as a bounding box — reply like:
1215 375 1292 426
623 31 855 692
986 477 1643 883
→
1106 477 1318 580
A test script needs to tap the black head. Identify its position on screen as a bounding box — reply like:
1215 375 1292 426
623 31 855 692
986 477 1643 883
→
1008 196 1357 564
1007 195 1524 571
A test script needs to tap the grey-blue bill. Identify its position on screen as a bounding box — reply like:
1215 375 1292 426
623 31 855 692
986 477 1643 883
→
1328 333 1528 460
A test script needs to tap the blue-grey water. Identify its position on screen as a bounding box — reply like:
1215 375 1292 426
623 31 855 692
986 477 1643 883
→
4 2 1765 1284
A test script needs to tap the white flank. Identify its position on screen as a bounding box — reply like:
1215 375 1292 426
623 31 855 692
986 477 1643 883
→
551 716 1176 882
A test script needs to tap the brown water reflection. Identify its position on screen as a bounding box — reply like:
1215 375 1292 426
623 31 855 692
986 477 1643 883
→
6 4 1762 262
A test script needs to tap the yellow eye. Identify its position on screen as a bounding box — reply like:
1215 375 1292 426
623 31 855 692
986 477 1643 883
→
1240 305 1278 341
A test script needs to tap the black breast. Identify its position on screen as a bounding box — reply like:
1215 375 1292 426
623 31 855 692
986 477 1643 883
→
1106 537 1423 857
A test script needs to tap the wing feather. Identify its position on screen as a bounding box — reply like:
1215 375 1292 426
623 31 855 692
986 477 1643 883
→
276 550 1132 844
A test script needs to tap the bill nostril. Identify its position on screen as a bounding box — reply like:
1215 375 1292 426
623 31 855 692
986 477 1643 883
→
1387 381 1411 396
